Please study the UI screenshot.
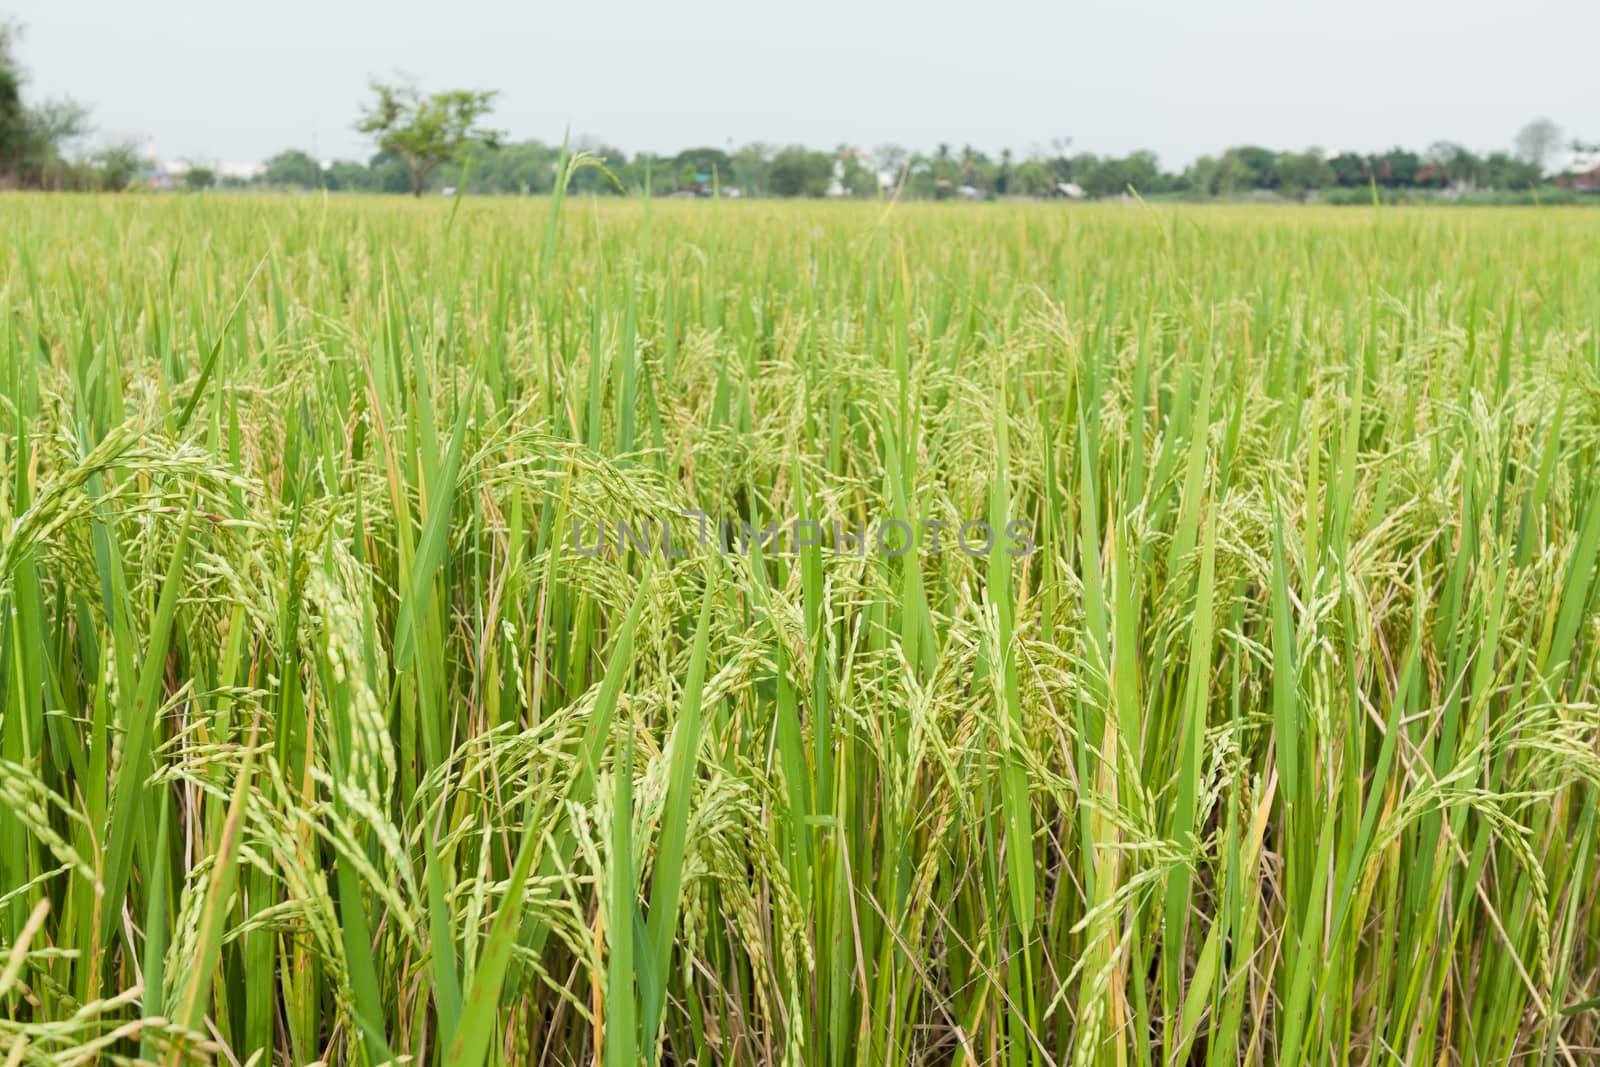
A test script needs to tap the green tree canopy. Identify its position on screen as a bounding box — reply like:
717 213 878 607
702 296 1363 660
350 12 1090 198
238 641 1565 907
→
356 79 500 197
671 147 732 189
262 149 322 189
0 20 31 169
1277 149 1336 198
767 145 832 197
1 18 89 185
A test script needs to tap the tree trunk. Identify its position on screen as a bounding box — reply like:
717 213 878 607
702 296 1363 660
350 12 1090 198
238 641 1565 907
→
411 165 423 198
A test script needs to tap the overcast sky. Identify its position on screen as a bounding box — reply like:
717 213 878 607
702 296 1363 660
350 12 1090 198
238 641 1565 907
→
5 0 1595 168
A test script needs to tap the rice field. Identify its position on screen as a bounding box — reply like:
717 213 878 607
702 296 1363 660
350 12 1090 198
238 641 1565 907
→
1 191 1598 1066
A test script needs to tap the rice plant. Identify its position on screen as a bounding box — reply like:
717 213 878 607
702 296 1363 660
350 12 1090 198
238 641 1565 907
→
1 192 1598 1066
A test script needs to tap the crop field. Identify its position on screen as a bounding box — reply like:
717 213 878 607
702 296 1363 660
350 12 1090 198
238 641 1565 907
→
1 193 1598 1066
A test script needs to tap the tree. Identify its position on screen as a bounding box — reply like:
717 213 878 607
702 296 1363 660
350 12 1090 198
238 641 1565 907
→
1327 152 1370 187
672 147 732 191
356 79 500 197
1374 148 1420 188
365 150 415 194
1277 149 1336 198
26 98 87 149
90 141 141 191
184 164 216 191
1 19 31 172
1121 150 1162 194
1 19 90 185
1231 146 1279 188
1483 151 1540 190
325 159 375 192
1210 148 1268 195
1426 142 1485 189
1447 146 1485 188
12 97 87 187
465 139 559 194
957 144 989 186
1065 154 1106 196
1012 158 1054 197
1062 150 1162 198
262 149 321 189
1514 118 1562 173
833 146 877 197
1184 155 1221 196
1423 140 1457 167
729 142 772 195
1193 146 1277 195
903 156 938 199
767 145 830 197
873 143 908 183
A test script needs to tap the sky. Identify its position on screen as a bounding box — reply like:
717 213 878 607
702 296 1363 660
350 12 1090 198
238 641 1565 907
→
5 0 1596 169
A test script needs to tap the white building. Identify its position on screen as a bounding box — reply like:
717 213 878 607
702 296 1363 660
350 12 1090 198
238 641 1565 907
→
219 161 266 181
151 159 265 184
1554 149 1600 177
826 157 847 197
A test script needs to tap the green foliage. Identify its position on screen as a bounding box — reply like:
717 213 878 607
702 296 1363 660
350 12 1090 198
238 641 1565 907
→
355 79 500 197
672 146 731 184
0 18 93 188
261 148 322 189
1276 149 1336 198
0 19 32 166
87 141 141 191
767 144 834 196
229 132 1594 203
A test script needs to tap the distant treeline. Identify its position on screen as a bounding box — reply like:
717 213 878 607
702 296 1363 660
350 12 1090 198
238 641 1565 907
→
10 133 1597 205
234 140 1587 203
